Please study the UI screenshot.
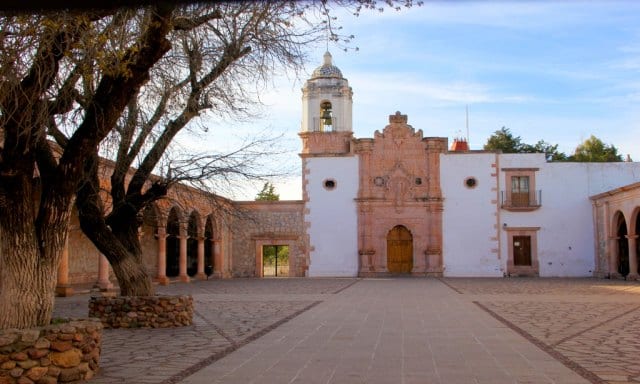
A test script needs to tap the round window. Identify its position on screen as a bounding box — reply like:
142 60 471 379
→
323 179 336 190
465 177 477 188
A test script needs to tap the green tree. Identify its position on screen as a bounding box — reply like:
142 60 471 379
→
569 135 623 162
483 127 524 153
521 140 568 162
256 182 280 201
484 127 568 161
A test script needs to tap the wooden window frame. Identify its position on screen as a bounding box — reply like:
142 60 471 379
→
502 168 540 211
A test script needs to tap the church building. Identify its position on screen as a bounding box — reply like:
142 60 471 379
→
27 52 640 296
299 52 640 279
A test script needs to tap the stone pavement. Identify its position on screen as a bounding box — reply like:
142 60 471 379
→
53 278 640 384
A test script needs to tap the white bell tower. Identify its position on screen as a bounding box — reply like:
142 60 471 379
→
301 51 353 133
299 52 359 277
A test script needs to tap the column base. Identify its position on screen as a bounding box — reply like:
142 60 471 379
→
609 272 624 280
179 275 191 283
626 273 639 281
196 273 207 281
55 285 75 297
155 276 171 285
94 280 114 291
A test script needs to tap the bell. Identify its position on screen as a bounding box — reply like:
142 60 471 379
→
321 109 332 126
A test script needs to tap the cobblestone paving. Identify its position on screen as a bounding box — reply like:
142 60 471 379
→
442 278 640 384
52 278 358 384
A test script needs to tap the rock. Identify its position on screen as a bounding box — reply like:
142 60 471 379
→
35 376 57 384
10 352 28 362
49 349 81 368
25 367 48 381
17 360 38 370
16 376 34 384
0 333 18 348
46 366 60 377
1 361 16 370
10 367 24 378
49 342 71 352
58 367 81 382
27 349 48 360
19 331 40 345
33 339 49 350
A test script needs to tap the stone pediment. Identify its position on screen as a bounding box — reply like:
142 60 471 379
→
374 111 424 141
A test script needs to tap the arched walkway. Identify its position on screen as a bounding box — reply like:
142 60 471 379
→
205 215 215 277
614 211 629 277
187 212 199 277
166 208 181 278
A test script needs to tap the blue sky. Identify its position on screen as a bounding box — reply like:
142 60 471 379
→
191 1 640 200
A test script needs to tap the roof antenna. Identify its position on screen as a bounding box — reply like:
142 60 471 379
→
466 104 470 146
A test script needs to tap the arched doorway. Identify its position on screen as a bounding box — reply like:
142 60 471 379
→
204 215 214 277
166 208 181 278
635 209 640 276
615 212 629 277
187 212 199 277
387 225 413 274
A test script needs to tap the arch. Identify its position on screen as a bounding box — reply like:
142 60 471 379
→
632 206 640 237
386 225 413 274
166 207 181 278
614 211 629 277
634 207 640 276
187 211 200 277
204 215 215 276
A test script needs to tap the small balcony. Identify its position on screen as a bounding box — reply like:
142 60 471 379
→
501 190 542 211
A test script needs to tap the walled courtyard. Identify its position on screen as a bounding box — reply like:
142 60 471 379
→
53 277 640 384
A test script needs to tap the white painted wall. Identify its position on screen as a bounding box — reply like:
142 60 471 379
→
305 156 359 276
441 153 503 277
499 154 640 277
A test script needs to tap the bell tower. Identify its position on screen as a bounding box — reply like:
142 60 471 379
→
300 52 359 277
300 52 353 155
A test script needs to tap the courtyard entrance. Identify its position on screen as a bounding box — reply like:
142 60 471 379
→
262 245 289 277
387 225 413 274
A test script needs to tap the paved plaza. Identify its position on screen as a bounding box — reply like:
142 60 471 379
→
53 278 640 384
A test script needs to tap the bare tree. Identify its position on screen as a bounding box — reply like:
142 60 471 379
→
0 6 177 328
0 1 421 329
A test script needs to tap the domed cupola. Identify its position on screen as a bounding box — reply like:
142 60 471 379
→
311 52 344 79
301 52 353 134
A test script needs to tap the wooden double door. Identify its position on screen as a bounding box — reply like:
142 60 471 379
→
387 225 413 274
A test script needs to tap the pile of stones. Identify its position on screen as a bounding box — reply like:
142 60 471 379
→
0 319 102 384
88 295 193 329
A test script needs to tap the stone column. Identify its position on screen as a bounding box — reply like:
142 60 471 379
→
55 237 74 297
626 235 639 280
179 233 190 282
213 241 223 278
196 237 206 280
608 237 621 279
95 255 113 291
156 227 169 285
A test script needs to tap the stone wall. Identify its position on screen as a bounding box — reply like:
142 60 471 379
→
88 295 193 329
0 319 102 383
231 201 305 277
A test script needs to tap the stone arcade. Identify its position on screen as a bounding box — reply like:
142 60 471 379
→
8 52 640 295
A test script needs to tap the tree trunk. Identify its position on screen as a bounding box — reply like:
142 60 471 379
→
0 174 71 329
75 154 155 297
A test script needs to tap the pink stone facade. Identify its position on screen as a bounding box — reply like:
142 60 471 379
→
354 112 447 276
